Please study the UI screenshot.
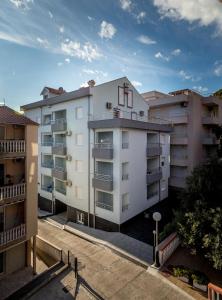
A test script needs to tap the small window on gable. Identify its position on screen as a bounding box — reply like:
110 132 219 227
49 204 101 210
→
127 90 133 108
118 86 125 106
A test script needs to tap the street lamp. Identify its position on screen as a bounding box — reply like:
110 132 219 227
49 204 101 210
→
152 230 156 262
153 212 162 268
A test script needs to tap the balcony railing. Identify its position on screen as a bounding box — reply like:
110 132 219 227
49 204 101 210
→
51 118 67 132
0 224 26 246
55 186 66 195
42 161 53 168
52 166 67 181
41 141 53 147
52 143 67 156
147 143 162 157
147 168 162 184
93 173 113 191
0 140 25 155
92 143 113 159
208 283 222 300
0 183 26 202
96 201 113 211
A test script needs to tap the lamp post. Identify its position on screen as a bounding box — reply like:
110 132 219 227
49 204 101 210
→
152 230 156 262
153 212 162 268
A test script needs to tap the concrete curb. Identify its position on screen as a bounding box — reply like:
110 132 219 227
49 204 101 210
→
147 267 196 300
64 224 149 269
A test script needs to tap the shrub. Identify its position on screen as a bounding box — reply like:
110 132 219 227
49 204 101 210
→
172 266 191 279
191 271 209 285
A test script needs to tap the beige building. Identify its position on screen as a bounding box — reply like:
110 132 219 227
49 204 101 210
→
142 89 222 189
0 105 38 277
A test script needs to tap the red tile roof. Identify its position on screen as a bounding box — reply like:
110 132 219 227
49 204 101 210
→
44 87 65 95
0 105 38 126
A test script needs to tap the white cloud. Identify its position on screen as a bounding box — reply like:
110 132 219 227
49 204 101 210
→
136 11 146 23
99 21 117 39
137 35 156 45
80 81 89 88
193 86 208 93
9 0 33 10
0 31 27 46
155 51 170 61
214 64 222 76
36 37 49 48
119 0 132 12
171 48 181 56
59 26 64 33
132 80 142 87
179 70 201 82
48 11 53 19
87 16 94 21
61 40 102 62
57 62 63 67
65 58 70 63
153 0 222 35
83 69 108 77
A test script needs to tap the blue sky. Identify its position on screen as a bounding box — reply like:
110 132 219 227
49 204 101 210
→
0 0 222 110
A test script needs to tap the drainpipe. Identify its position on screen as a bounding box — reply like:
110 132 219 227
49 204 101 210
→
159 132 161 202
93 129 96 229
87 95 91 227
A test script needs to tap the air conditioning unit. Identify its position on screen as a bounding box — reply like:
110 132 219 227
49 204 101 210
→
66 130 72 136
66 180 72 187
66 155 72 161
180 101 188 107
106 102 112 109
139 111 144 117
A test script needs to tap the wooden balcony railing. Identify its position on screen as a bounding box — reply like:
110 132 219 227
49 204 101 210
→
0 183 26 202
0 224 26 246
0 140 25 154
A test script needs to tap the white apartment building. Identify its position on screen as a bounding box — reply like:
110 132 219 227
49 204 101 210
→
21 77 171 231
142 89 222 190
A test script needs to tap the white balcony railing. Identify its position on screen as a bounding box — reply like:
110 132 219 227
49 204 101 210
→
0 224 26 246
0 140 25 153
0 183 26 202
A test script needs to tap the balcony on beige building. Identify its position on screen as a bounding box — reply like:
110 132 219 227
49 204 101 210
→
0 140 26 158
0 224 26 247
0 183 26 205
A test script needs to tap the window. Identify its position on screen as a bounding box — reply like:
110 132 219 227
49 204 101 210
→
55 179 66 195
122 131 129 149
0 126 5 139
122 193 129 212
96 191 113 211
127 90 133 108
76 211 84 224
75 107 83 119
161 180 166 192
76 133 83 146
75 160 83 172
75 186 83 199
118 86 125 106
122 162 129 180
43 94 48 99
43 114 51 125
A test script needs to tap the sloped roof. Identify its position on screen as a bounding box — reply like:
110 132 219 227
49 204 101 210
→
41 86 65 95
0 105 38 126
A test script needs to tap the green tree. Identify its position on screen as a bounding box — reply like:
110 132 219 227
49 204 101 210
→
175 159 222 270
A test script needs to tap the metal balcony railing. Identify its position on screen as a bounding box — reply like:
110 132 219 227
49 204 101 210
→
0 224 26 246
51 118 67 132
0 183 26 202
96 201 113 211
41 141 53 147
41 161 53 168
94 143 113 149
94 173 113 182
0 140 25 153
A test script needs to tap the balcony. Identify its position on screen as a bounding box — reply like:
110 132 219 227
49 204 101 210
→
202 116 220 125
147 168 162 185
0 224 26 247
147 143 162 157
52 167 67 181
0 183 26 205
52 118 67 132
169 114 188 124
92 143 113 159
170 155 188 167
92 173 113 191
41 161 53 169
169 176 186 188
202 135 219 146
171 134 188 145
0 140 25 158
52 143 67 156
